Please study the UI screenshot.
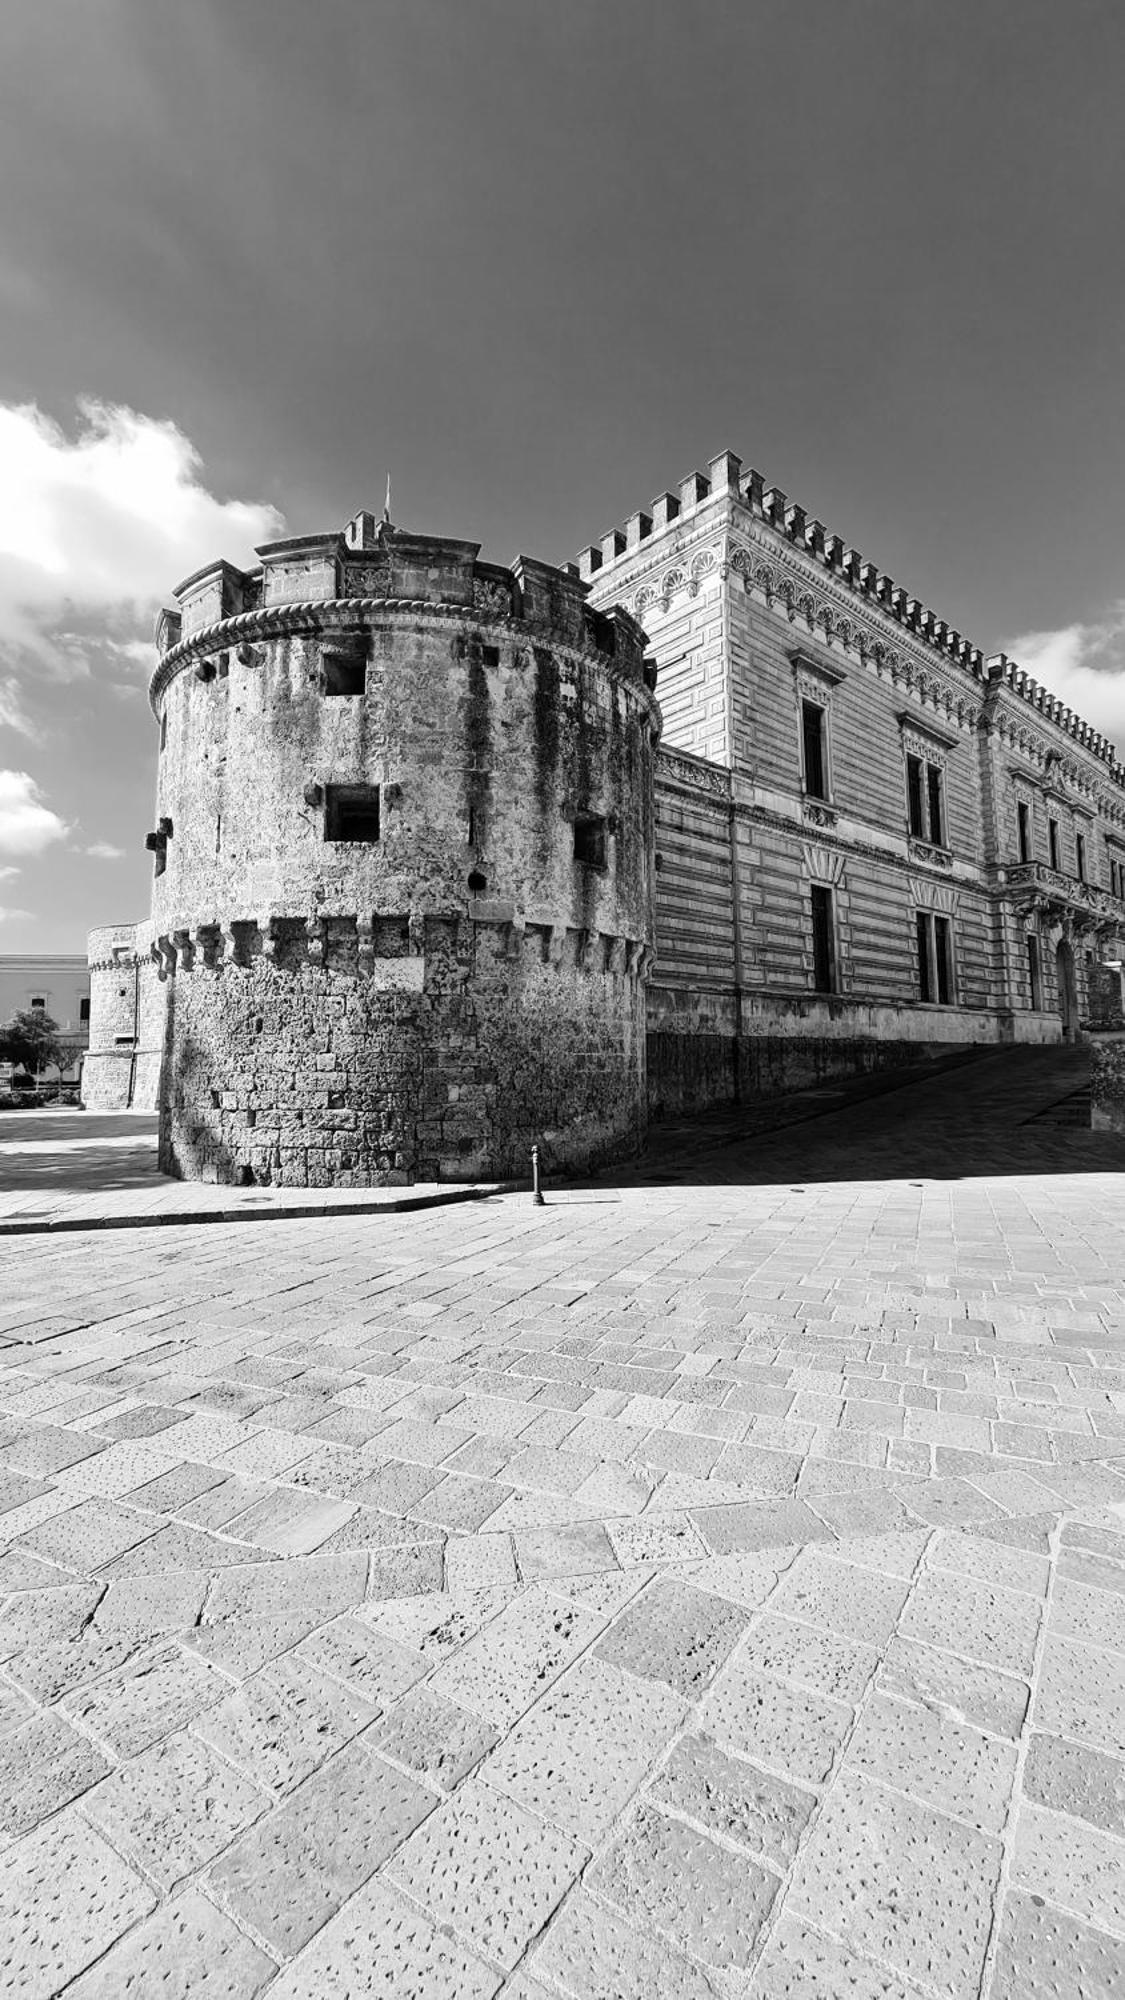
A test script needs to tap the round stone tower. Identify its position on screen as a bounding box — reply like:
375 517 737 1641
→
146 510 659 1186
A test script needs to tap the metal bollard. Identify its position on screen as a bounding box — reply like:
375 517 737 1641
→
531 1143 545 1205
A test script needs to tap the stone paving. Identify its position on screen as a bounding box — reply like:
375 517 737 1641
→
0 1052 1124 1995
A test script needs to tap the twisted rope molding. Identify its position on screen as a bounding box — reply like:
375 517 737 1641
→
148 596 662 726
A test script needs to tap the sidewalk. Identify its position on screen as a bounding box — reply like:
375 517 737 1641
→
0 1066 1122 1995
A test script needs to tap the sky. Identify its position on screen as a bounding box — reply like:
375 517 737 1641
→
1 0 1124 951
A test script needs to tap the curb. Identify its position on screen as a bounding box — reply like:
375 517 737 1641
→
0 1182 510 1238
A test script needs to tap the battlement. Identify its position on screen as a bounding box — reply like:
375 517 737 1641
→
154 514 649 705
577 448 1124 785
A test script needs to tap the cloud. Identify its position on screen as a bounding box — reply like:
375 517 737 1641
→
0 906 33 925
83 840 126 860
0 398 284 676
1001 603 1125 757
0 771 68 855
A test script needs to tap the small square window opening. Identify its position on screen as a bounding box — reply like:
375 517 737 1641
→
574 814 607 869
324 784 381 843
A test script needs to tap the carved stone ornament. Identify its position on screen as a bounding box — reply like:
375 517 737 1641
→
342 562 391 596
802 801 838 830
472 576 512 617
907 837 954 871
657 749 731 799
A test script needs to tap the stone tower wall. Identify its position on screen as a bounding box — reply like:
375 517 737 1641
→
145 523 658 1184
83 923 164 1110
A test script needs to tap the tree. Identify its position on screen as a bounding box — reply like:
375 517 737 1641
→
0 1010 66 1096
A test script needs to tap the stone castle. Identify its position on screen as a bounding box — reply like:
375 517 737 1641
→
85 448 1125 1183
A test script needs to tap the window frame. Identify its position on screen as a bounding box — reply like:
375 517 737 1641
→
810 882 837 993
899 714 957 855
915 909 957 1007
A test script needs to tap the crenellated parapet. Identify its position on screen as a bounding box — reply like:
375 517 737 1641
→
151 517 651 718
577 448 1125 785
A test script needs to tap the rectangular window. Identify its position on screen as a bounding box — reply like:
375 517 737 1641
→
907 755 925 837
801 701 828 801
1027 934 1042 1009
574 814 607 868
933 915 953 1004
160 711 168 753
810 884 836 993
324 784 380 842
321 651 367 697
1049 818 1060 870
1076 832 1086 882
1017 800 1031 863
927 764 945 847
916 911 955 1005
79 997 90 1024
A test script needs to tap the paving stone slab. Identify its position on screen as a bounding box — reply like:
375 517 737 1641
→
690 1497 829 1554
385 1776 587 1970
430 1588 603 1727
790 1771 1001 1998
740 1612 880 1706
0 1811 157 1996
0 1709 111 1837
62 1887 277 1998
193 1654 377 1794
988 1889 1124 2000
530 1889 720 2000
752 1913 920 1999
291 1614 427 1708
482 1651 684 1842
770 1548 912 1647
208 1743 436 1957
647 1728 815 1865
898 1567 1042 1677
203 1550 368 1625
878 1633 1030 1740
845 1689 1018 1832
62 1643 232 1758
365 1541 445 1598
1034 1634 1125 1754
83 1730 271 1887
592 1574 748 1697
370 1684 500 1791
1049 1574 1125 1653
0 1578 103 1660
1011 1802 1125 1934
513 1520 619 1579
263 1877 501 1998
14 1498 159 1574
1022 1729 1125 1838
702 1653 855 1784
586 1798 778 1972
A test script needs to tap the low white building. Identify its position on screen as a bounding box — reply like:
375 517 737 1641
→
0 954 90 1084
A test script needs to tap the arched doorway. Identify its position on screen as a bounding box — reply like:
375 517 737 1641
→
1056 938 1078 1041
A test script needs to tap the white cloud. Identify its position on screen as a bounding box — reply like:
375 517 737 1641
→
1001 603 1125 757
0 906 33 924
0 771 68 855
0 398 284 676
83 840 126 860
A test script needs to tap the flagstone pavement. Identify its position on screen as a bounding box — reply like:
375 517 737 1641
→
1 1054 1123 1997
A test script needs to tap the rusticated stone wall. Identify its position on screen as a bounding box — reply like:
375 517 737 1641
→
160 915 645 1184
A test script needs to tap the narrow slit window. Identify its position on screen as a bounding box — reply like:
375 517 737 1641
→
324 784 381 843
801 700 828 801
907 756 925 838
810 884 836 993
934 915 953 1004
926 762 945 846
160 711 168 753
1049 818 1060 870
1076 832 1086 882
916 911 933 1003
1017 800 1031 862
1027 934 1042 1009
